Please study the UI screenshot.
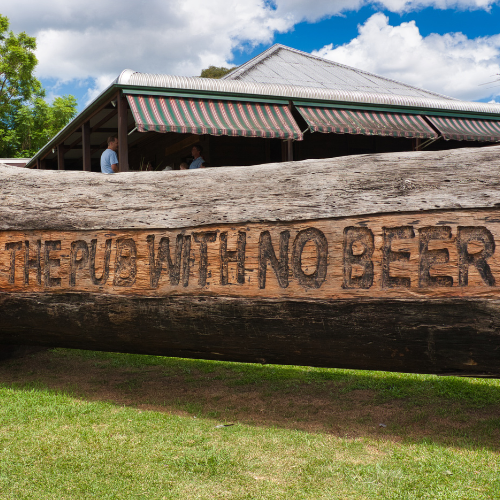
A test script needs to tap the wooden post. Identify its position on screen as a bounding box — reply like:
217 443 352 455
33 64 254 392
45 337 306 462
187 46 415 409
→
57 145 65 171
36 159 40 169
287 103 294 161
82 121 91 172
287 140 293 161
117 94 129 171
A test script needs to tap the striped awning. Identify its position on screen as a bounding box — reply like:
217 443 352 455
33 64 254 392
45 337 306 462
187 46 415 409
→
126 95 303 140
426 116 500 142
295 106 438 139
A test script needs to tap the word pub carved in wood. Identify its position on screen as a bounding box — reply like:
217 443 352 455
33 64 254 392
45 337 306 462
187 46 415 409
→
2 210 499 300
2 147 500 376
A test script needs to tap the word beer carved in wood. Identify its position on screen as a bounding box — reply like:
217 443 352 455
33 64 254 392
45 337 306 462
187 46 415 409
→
2 209 500 299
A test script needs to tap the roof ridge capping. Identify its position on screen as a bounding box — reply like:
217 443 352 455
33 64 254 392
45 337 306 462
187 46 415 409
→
222 44 457 102
117 69 138 84
221 44 284 81
122 71 500 115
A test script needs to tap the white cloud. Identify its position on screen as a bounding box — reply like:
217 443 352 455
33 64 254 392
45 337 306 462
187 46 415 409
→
84 74 120 106
313 13 500 100
374 0 497 12
4 0 292 83
2 0 499 103
272 0 497 23
271 0 365 24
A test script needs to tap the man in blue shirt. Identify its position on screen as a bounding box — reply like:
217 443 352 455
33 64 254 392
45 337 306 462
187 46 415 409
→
101 136 119 174
189 145 205 169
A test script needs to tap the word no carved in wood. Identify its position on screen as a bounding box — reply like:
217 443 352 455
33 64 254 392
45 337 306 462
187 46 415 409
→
2 209 500 300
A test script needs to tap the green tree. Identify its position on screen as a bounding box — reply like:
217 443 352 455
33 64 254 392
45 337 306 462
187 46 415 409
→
0 14 41 118
200 66 237 79
0 14 77 158
5 95 78 157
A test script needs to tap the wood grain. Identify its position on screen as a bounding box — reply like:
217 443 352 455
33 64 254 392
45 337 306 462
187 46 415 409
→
2 210 500 300
1 293 499 375
2 147 500 375
2 145 500 232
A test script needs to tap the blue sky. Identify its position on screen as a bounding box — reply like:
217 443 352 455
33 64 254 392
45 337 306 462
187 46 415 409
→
4 0 500 111
234 4 500 62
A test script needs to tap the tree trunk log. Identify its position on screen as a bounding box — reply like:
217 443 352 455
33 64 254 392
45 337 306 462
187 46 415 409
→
1 146 500 375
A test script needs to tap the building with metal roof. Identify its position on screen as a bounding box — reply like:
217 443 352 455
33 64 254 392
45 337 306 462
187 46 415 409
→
222 44 456 101
26 44 500 171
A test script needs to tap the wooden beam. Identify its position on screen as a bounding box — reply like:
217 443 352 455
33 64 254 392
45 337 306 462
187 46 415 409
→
57 145 65 170
49 93 121 158
65 109 119 154
85 91 119 125
91 110 118 134
92 127 119 133
129 131 155 149
65 134 83 153
82 121 91 172
164 135 200 158
30 91 120 166
117 94 129 171
63 145 106 150
36 158 40 169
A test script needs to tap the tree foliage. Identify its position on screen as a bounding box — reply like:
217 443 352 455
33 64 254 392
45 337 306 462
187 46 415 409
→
200 66 237 79
0 14 41 118
3 95 78 158
0 14 77 158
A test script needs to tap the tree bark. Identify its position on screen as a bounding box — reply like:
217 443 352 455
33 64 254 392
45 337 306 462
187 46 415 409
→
1 146 500 375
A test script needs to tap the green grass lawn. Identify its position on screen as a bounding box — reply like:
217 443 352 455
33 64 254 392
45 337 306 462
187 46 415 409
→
0 348 498 499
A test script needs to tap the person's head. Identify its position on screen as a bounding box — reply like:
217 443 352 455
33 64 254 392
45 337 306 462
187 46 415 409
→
191 145 203 159
179 162 189 170
107 136 118 152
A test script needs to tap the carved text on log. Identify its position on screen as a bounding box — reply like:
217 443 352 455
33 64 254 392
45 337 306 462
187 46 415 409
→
2 210 500 299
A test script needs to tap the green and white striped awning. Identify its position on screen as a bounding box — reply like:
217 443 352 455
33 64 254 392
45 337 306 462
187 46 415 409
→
126 95 303 140
426 116 500 142
295 105 438 139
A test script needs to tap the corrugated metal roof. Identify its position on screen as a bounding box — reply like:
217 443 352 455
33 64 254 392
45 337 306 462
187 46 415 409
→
118 71 500 116
222 44 457 102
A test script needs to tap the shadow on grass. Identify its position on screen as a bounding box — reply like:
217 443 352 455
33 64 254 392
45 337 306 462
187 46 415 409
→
1 348 499 451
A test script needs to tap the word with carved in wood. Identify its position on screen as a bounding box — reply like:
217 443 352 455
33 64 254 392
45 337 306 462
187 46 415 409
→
2 211 500 299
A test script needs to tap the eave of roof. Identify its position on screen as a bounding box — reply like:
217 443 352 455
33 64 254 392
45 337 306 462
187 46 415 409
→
26 70 500 169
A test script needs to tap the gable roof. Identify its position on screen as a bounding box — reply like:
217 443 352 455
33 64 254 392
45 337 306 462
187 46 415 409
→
222 44 456 102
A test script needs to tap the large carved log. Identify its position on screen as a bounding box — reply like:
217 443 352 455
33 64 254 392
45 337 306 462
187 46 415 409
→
1 146 500 375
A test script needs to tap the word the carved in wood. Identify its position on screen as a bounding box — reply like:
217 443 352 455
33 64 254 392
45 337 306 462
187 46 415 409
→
2 210 500 299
